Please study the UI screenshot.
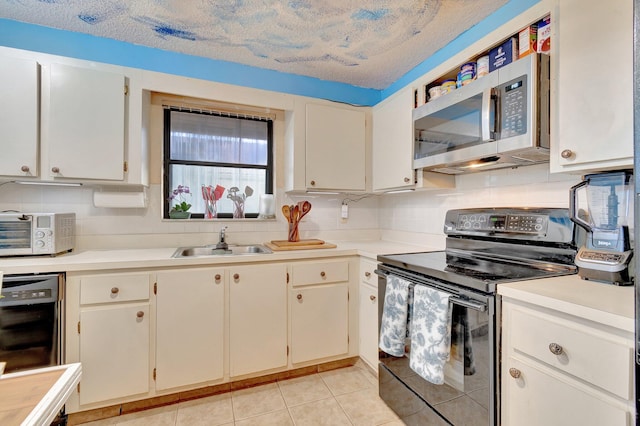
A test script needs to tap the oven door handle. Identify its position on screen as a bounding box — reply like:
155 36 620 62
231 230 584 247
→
375 269 487 312
449 296 487 312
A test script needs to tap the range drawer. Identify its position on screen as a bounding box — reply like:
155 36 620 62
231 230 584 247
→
290 260 349 287
510 306 632 399
80 273 151 305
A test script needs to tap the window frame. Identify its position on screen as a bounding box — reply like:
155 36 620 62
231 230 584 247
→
162 107 274 219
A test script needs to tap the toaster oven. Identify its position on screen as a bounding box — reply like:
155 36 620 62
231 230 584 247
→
0 213 76 256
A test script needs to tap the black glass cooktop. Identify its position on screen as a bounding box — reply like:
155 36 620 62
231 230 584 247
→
378 250 577 294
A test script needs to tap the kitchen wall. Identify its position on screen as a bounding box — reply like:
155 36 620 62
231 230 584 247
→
0 163 580 251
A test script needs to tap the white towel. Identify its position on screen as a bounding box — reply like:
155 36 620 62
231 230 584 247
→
409 285 452 384
378 274 411 357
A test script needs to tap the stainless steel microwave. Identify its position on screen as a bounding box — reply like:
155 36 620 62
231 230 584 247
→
0 213 76 256
413 53 550 174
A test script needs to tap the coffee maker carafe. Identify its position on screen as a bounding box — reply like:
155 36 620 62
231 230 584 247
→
570 170 634 285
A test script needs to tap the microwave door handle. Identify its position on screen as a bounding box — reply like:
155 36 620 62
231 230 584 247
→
481 87 495 141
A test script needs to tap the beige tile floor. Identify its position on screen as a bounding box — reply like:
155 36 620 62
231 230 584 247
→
78 363 404 426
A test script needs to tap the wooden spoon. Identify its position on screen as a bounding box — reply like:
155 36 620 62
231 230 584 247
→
298 201 312 220
293 204 300 223
282 205 291 222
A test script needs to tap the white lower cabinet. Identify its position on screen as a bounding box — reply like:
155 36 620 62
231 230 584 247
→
358 259 379 370
501 298 634 426
155 268 225 390
229 263 288 377
65 256 358 414
290 284 349 364
289 260 350 364
67 272 151 407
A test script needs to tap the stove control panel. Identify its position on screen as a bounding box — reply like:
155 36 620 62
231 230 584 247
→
456 213 548 234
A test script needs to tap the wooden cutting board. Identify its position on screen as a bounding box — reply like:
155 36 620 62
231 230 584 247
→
270 239 325 247
265 240 337 251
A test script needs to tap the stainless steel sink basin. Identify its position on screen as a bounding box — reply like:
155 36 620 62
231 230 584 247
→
172 244 272 258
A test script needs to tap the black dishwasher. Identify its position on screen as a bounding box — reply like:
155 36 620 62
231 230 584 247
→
0 273 64 373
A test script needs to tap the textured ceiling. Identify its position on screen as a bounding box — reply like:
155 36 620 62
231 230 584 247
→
0 0 509 90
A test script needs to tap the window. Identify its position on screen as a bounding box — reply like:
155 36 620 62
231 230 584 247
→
163 107 274 218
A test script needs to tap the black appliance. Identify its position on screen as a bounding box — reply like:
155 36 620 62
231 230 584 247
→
0 273 64 373
376 207 577 425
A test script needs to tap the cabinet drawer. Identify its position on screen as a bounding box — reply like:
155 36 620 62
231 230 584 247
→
80 273 150 305
291 261 349 287
360 259 377 286
510 307 632 399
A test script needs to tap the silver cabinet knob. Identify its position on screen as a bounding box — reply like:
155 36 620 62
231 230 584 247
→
509 368 521 379
549 343 564 355
560 149 574 159
404 177 411 183
21 165 30 173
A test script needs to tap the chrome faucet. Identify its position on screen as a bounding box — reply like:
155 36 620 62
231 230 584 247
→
216 226 228 250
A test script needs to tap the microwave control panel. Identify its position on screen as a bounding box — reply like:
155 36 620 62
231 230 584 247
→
499 74 528 139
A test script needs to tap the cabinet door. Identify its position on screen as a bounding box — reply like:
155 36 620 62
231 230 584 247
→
46 63 125 180
359 282 379 370
79 303 149 405
0 55 39 178
291 284 348 364
372 88 414 191
305 103 366 191
229 264 287 377
155 268 224 390
552 0 633 172
502 357 631 426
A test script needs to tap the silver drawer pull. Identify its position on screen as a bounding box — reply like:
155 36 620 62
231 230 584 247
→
549 343 564 355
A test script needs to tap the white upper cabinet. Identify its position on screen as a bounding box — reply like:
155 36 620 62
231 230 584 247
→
0 47 149 186
0 56 39 178
551 0 633 173
43 62 126 181
372 88 414 191
285 100 368 193
305 103 366 191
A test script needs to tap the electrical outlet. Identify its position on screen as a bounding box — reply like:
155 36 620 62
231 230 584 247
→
341 203 349 219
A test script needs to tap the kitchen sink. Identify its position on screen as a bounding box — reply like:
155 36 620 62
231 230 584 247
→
172 244 273 258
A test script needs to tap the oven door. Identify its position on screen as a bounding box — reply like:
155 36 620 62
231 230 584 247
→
377 268 496 426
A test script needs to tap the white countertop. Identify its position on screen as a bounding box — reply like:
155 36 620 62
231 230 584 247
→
498 275 634 332
0 240 436 275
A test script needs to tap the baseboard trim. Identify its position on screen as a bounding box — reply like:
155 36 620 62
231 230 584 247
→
67 356 359 425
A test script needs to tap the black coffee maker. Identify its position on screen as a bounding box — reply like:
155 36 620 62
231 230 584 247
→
570 170 634 285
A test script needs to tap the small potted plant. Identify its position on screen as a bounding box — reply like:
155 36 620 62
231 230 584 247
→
168 185 192 219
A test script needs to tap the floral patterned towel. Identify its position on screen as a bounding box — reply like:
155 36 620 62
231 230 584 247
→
409 285 452 385
378 274 411 357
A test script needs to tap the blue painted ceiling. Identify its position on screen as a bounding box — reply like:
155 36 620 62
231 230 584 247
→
0 0 537 105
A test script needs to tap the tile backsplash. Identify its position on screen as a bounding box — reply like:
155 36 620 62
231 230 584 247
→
0 164 581 250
